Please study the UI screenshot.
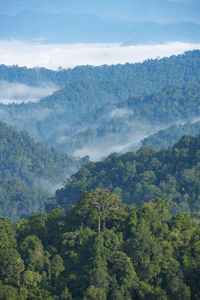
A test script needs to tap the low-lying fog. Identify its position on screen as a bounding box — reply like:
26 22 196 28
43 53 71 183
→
0 81 58 104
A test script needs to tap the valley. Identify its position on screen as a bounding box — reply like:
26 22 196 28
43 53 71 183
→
0 50 200 299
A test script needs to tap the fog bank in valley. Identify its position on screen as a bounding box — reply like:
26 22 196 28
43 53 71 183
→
0 81 58 104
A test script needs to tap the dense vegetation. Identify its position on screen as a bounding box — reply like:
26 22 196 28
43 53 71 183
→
47 134 200 219
141 121 200 150
1 50 200 88
58 80 200 155
0 121 88 220
0 51 200 156
2 79 200 157
0 190 200 299
121 81 200 124
1 51 200 300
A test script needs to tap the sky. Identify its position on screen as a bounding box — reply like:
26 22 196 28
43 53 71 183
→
0 0 200 69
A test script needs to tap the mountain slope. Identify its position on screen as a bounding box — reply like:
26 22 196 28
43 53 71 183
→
36 80 200 159
1 50 200 89
141 120 200 150
0 121 88 220
0 51 200 158
47 134 200 218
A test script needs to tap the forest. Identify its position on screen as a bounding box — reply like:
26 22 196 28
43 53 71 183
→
0 51 200 299
0 121 88 220
47 134 200 219
0 190 200 299
0 51 200 157
141 121 200 150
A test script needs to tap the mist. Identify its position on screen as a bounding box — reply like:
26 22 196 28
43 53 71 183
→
37 177 63 195
0 40 200 69
72 117 184 161
0 81 58 104
73 123 153 161
73 135 145 161
109 109 133 119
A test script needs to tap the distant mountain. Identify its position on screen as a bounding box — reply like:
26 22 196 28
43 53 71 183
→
0 121 88 220
0 0 200 44
0 51 200 159
61 80 200 158
1 13 200 44
47 134 200 218
1 49 200 86
1 0 200 24
141 121 200 150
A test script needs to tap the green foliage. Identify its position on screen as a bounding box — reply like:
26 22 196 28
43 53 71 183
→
1 51 200 155
0 121 87 220
1 50 200 299
50 134 200 218
142 121 200 150
72 80 200 159
0 190 200 298
76 189 122 232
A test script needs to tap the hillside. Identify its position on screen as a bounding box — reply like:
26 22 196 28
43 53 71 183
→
0 51 200 158
47 134 200 218
141 121 200 150
1 50 200 87
57 80 200 158
0 121 88 220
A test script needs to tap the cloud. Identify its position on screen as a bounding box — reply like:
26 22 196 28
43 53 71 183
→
73 127 152 161
73 134 146 161
0 81 58 104
73 142 133 161
0 108 10 122
0 40 200 69
109 109 133 119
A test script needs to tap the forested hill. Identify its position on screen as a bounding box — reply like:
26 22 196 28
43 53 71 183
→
0 121 88 220
48 134 200 218
0 191 199 298
0 51 200 157
0 55 200 156
141 120 200 150
1 50 200 88
57 80 200 156
120 81 200 124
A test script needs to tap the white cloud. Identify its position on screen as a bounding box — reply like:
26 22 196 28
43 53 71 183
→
0 81 58 104
73 128 152 161
109 109 133 119
73 134 146 161
73 142 134 161
0 40 200 70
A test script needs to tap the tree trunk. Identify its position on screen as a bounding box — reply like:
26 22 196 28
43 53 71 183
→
98 205 101 232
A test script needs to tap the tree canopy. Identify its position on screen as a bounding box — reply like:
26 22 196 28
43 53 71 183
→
48 134 200 219
0 190 200 299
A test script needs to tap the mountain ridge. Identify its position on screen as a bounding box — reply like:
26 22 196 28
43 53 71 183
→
0 51 200 158
47 134 200 219
0 120 88 220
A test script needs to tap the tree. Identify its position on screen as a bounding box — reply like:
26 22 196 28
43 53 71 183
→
77 189 121 232
23 270 42 287
20 235 44 271
51 254 65 288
